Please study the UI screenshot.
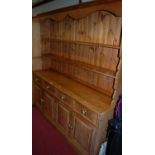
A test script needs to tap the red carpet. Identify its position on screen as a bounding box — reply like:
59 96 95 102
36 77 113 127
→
32 107 78 155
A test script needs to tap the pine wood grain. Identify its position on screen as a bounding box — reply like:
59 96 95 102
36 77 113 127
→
34 70 112 113
46 11 121 46
33 2 122 154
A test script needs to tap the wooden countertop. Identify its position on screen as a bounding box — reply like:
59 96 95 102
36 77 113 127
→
33 70 112 113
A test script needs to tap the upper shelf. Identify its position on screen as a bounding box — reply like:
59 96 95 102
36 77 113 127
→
42 53 116 78
43 38 120 49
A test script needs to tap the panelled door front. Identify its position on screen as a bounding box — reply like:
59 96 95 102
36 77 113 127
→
72 114 95 152
34 84 42 111
43 92 58 122
57 103 71 134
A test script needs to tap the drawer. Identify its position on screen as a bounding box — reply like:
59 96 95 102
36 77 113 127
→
81 106 98 126
33 75 42 87
55 90 73 108
73 100 82 113
73 101 98 126
43 81 56 96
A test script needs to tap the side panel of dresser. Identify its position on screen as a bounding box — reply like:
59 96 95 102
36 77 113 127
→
91 106 114 155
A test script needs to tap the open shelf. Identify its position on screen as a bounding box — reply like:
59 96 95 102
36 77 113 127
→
42 38 120 49
42 53 116 78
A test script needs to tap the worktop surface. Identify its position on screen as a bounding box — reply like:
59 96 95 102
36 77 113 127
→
33 70 112 113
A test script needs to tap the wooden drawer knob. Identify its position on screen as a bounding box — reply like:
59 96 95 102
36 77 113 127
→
81 109 87 115
61 96 65 101
68 123 73 130
46 86 50 89
40 98 44 103
35 78 39 82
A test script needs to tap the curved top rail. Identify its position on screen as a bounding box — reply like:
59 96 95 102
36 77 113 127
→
33 0 122 21
40 9 121 23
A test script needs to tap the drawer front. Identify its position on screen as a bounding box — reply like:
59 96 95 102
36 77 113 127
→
33 75 42 87
81 106 98 126
73 101 82 113
55 90 73 108
73 101 98 126
43 81 56 96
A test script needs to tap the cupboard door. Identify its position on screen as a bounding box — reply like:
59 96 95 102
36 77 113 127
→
43 92 52 119
52 98 58 122
43 93 58 122
34 84 42 111
72 115 95 152
57 103 70 134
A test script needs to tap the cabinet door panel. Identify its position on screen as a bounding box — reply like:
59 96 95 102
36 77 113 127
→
57 103 70 134
34 84 42 111
44 93 58 122
43 93 52 118
52 98 58 122
72 115 94 152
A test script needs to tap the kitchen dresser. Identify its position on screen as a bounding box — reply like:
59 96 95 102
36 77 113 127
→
32 1 122 155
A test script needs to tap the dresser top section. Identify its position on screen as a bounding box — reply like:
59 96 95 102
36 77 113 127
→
33 70 112 113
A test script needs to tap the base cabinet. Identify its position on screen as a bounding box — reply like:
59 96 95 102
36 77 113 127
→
33 73 113 155
34 84 96 154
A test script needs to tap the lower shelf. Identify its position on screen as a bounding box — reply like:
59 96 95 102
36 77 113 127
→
42 53 116 78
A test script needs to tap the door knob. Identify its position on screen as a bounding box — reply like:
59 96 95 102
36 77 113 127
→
46 86 50 89
61 96 65 101
81 109 87 115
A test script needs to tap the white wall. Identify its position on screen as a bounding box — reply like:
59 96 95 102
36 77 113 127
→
32 0 96 16
82 0 95 2
32 0 79 16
